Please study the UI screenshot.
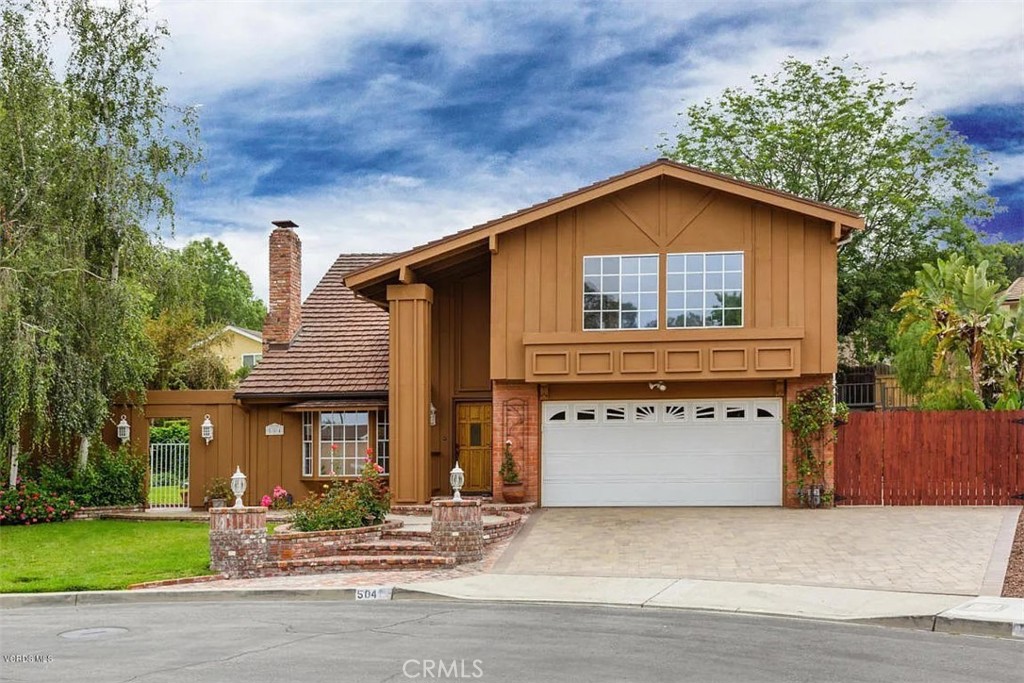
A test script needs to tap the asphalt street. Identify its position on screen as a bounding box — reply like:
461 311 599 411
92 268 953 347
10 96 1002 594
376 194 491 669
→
0 599 1020 683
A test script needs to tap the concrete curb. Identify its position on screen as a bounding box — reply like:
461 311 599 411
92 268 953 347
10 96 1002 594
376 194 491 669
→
2 583 1020 641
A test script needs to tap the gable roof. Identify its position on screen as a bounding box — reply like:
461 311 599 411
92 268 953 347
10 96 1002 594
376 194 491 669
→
1002 276 1024 303
234 253 392 399
223 325 262 343
345 158 865 293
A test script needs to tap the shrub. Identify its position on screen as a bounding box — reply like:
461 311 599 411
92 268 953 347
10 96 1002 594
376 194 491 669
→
292 452 390 532
0 481 78 525
149 420 189 444
204 477 233 504
37 444 146 507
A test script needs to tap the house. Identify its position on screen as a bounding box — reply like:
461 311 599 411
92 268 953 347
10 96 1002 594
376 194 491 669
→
208 325 264 373
236 159 863 508
1001 276 1023 311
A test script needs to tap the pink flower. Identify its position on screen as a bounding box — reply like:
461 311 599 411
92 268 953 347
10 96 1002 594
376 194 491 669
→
261 495 272 507
374 464 384 474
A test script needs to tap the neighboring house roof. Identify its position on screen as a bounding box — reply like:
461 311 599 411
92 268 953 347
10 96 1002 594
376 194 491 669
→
1002 276 1024 303
226 326 263 344
345 158 866 293
234 253 392 399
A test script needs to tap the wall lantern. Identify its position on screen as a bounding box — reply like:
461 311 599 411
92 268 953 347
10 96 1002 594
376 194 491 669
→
449 462 465 502
648 381 667 392
201 414 214 445
116 415 131 444
429 402 437 427
230 466 247 508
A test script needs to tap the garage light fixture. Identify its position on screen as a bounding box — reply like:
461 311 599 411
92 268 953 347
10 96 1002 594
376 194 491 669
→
648 381 667 392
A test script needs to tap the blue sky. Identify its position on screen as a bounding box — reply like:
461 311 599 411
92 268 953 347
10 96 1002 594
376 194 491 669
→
151 0 1024 300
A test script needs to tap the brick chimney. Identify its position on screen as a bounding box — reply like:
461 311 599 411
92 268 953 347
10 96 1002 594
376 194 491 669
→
264 220 301 352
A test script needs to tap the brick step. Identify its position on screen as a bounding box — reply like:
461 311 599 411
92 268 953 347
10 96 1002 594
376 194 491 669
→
346 540 436 555
382 529 431 541
271 554 455 574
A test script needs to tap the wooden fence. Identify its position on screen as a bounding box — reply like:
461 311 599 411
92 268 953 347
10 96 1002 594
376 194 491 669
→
834 410 1024 505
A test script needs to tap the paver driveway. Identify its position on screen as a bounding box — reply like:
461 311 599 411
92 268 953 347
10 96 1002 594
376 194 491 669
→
494 507 1020 595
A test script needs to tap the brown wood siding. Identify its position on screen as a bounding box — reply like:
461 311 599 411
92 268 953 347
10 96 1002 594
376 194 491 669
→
430 266 492 494
490 177 839 382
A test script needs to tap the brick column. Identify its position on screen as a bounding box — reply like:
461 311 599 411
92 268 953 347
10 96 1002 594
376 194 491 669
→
430 499 483 564
210 507 268 578
491 381 540 503
783 375 835 508
388 284 433 504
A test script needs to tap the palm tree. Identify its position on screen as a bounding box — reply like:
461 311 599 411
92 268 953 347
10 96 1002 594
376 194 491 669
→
893 256 1005 402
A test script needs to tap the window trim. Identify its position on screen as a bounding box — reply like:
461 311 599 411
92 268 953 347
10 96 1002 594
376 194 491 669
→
300 410 389 479
241 352 263 368
582 253 660 331
665 250 745 330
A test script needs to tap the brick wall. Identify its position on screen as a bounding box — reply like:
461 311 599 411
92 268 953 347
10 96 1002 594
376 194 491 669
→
267 522 399 560
784 375 835 508
264 226 301 350
491 381 540 503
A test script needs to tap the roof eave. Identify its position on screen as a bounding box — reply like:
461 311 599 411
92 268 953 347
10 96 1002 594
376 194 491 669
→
343 159 865 291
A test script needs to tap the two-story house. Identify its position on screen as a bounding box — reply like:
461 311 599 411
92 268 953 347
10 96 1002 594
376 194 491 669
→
236 159 863 508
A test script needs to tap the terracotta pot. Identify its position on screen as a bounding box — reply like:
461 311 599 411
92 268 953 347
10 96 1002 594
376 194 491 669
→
502 482 525 504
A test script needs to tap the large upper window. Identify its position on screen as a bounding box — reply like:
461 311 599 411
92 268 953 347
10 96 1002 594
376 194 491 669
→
666 252 743 328
583 255 659 330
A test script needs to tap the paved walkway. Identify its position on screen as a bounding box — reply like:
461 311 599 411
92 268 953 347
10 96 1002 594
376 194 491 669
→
493 507 1020 596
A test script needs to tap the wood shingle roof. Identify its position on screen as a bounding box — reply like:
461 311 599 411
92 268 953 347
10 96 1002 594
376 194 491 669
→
234 253 392 399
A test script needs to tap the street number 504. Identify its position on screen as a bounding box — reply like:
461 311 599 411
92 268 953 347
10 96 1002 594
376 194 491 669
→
355 587 393 601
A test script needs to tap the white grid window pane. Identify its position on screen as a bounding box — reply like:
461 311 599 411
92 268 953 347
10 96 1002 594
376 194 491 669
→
583 255 659 330
318 412 369 477
302 412 313 477
375 410 389 475
667 252 743 329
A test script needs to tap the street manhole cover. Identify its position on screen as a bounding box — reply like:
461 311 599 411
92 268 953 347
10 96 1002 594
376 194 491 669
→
59 627 128 641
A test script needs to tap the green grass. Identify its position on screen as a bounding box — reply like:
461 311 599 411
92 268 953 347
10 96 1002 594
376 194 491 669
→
0 520 214 593
148 485 189 506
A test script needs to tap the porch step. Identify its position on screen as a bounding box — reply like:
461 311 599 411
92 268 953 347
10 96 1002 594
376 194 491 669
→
381 529 432 541
347 539 436 555
270 554 455 574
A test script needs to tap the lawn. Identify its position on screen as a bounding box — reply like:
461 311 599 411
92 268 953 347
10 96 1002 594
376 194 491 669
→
148 485 189 506
0 520 214 593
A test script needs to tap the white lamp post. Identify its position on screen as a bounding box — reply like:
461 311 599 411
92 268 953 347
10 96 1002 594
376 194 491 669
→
449 462 465 502
230 466 247 508
201 414 214 445
116 415 131 444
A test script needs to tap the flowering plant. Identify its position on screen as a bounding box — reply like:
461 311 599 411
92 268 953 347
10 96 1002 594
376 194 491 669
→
0 481 78 526
498 439 521 484
291 448 390 531
260 485 292 509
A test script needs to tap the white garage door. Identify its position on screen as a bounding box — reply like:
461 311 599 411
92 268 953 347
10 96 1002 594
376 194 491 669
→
541 398 783 507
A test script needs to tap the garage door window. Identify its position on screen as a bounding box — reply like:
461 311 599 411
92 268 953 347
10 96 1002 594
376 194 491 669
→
663 404 687 421
634 404 657 422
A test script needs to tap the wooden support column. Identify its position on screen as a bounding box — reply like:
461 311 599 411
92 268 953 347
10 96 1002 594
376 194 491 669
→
387 283 434 504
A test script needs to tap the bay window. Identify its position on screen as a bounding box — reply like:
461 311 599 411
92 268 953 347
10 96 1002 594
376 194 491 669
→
301 410 389 477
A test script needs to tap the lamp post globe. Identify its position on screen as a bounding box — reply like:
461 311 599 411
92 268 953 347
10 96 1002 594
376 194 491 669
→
230 467 247 508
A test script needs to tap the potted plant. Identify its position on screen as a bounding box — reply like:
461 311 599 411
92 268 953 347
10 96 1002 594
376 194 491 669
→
499 439 525 504
204 477 233 509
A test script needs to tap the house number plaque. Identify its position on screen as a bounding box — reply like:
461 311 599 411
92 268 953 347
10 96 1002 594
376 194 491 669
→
264 423 284 436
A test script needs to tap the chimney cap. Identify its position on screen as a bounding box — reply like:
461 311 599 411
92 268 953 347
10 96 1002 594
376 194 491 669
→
271 219 298 229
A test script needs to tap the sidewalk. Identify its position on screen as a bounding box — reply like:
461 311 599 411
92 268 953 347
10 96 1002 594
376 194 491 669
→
3 573 1021 639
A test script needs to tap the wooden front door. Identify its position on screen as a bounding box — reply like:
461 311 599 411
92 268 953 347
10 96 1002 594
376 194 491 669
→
456 402 492 492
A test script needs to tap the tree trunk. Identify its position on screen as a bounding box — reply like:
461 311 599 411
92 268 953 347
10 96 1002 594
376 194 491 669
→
8 444 17 487
78 434 90 470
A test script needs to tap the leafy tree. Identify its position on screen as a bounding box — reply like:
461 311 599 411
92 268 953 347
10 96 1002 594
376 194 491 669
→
660 57 998 360
144 307 231 390
893 255 1021 408
0 0 199 466
180 238 266 329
